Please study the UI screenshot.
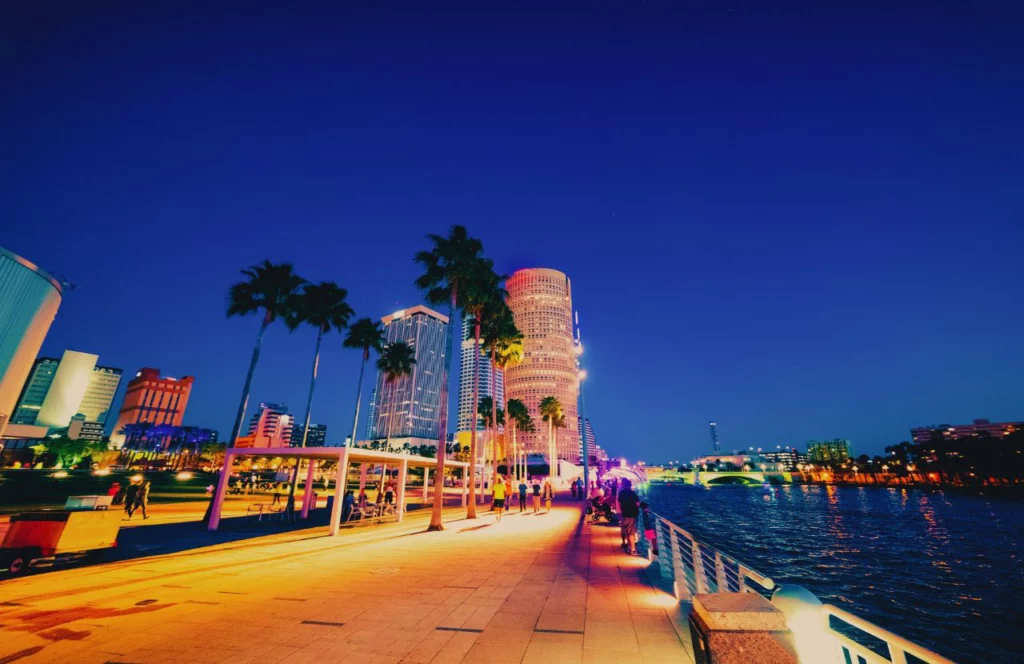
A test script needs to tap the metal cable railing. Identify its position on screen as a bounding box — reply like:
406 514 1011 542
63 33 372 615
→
644 512 956 664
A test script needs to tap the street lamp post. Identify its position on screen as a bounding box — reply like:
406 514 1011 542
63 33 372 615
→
575 311 589 496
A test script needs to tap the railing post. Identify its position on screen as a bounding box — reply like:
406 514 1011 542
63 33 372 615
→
737 566 749 593
637 512 651 559
692 540 709 594
668 527 690 600
657 518 673 580
714 551 729 592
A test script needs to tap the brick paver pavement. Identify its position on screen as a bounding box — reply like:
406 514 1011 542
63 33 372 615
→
0 498 694 663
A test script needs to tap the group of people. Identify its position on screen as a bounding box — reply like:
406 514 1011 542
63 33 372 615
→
491 476 554 520
107 478 151 519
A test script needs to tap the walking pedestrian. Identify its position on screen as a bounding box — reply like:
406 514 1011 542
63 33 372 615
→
271 483 283 506
384 481 395 506
542 479 554 512
134 480 152 520
492 476 506 522
532 479 541 513
518 479 528 512
124 481 141 518
570 482 577 500
618 479 640 554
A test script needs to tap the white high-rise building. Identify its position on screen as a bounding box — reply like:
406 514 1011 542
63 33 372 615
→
456 316 504 433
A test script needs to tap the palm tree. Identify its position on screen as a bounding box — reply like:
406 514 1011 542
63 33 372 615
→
414 225 486 530
202 260 304 524
482 300 518 485
460 260 503 514
376 341 416 451
477 396 505 473
506 398 531 479
343 318 385 448
225 260 307 446
539 396 565 478
285 281 353 513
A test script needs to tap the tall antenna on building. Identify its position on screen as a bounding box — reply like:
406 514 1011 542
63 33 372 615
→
709 421 721 453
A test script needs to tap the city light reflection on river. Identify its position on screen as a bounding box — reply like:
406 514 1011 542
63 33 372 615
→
648 483 1024 664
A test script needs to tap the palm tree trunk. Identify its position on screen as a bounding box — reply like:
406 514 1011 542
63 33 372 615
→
549 418 554 478
203 313 269 524
348 350 369 447
490 348 498 488
288 325 324 515
427 290 457 532
230 314 270 444
467 320 480 518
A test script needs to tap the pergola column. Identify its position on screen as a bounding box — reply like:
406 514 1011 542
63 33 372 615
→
300 459 318 519
397 459 408 522
329 448 350 536
208 452 235 531
423 468 430 501
359 463 368 493
462 465 468 507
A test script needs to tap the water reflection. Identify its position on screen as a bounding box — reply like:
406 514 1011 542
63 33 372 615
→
649 483 1023 664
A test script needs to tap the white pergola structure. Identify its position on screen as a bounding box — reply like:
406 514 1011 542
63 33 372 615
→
208 447 472 535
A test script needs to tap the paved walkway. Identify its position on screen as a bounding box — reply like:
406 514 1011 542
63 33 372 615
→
0 498 695 663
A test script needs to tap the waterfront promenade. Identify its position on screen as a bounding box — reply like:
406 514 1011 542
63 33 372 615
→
0 499 694 664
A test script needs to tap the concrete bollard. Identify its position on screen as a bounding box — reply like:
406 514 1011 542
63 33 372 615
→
771 585 830 664
688 593 798 664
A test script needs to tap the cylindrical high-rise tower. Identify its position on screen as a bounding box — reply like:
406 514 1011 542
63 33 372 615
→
0 247 64 438
505 268 580 466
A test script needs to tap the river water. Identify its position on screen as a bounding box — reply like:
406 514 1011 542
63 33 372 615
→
646 483 1024 663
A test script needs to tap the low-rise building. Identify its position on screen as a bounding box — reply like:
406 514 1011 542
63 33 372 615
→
910 418 1022 444
807 439 852 465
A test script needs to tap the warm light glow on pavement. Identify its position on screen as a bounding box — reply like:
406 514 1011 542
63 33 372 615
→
0 498 693 663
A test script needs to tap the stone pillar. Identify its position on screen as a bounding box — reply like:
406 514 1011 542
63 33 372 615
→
208 452 234 531
423 468 430 501
329 449 350 536
300 459 317 519
688 594 797 664
397 459 408 522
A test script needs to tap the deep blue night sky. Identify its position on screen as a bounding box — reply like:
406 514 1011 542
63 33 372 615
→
3 1 1022 460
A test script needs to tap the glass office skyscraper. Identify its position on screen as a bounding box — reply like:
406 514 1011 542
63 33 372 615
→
368 306 449 441
456 315 504 433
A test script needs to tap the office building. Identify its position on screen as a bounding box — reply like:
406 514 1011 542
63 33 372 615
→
910 418 1023 444
292 422 327 447
12 350 119 430
68 415 105 442
456 315 504 433
79 365 122 424
578 417 597 462
807 439 852 465
505 268 580 464
0 247 64 439
365 388 377 440
368 306 449 441
110 368 194 448
11 357 60 425
761 447 806 471
236 402 293 448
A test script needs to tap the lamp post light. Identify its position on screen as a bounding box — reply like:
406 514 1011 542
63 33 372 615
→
574 311 589 494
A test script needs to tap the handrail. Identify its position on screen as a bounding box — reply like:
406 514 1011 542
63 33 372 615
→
646 512 958 664
649 511 774 597
821 604 956 664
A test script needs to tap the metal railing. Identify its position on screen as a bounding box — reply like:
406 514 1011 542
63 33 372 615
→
646 511 774 598
644 512 957 664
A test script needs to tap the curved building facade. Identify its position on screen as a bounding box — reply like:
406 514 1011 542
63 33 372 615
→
505 268 580 464
0 247 63 438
